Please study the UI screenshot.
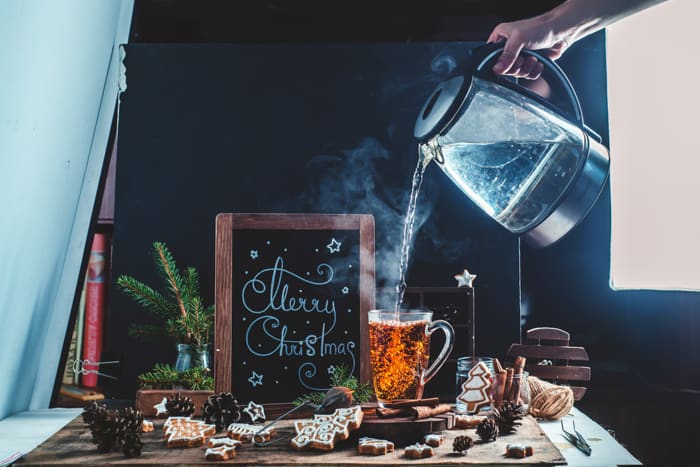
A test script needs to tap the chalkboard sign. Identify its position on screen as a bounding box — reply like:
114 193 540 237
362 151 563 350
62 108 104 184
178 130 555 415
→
214 213 375 403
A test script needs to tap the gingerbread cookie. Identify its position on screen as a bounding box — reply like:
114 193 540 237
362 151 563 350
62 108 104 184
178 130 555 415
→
422 433 444 447
453 414 486 429
357 437 395 455
205 446 237 461
291 405 363 451
243 401 266 423
163 417 216 448
226 423 275 443
404 443 434 459
142 420 155 432
208 437 242 449
457 361 493 414
505 443 534 458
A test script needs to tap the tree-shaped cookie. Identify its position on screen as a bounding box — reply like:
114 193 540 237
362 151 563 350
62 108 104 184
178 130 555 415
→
457 361 493 413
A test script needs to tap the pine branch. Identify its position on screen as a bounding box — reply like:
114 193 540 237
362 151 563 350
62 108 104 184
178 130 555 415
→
293 364 374 406
183 267 200 307
152 242 188 321
116 275 175 318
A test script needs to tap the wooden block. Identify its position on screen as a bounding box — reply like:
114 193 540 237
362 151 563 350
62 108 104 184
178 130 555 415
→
507 343 589 361
524 365 591 382
526 327 570 343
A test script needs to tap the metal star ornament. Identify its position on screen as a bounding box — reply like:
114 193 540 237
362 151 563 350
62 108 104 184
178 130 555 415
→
454 268 477 287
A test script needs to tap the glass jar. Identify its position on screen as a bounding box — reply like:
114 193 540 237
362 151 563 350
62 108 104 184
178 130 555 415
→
508 371 531 412
174 343 193 372
455 356 495 414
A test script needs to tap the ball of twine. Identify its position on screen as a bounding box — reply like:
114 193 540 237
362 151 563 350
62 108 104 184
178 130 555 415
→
527 375 574 420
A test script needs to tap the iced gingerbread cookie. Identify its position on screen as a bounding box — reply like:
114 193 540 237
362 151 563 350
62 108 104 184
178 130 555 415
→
422 433 444 447
142 420 155 432
456 361 493 413
357 437 395 455
226 423 275 443
204 438 242 461
243 401 266 423
163 417 216 448
453 414 486 429
291 406 363 451
404 443 434 459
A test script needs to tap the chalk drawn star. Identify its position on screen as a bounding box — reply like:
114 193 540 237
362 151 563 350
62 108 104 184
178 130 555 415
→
250 250 259 259
248 371 263 387
454 268 477 287
326 238 342 253
153 397 168 416
341 286 349 295
327 365 336 375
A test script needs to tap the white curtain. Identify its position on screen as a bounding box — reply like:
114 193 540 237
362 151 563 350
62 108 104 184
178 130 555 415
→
0 0 133 420
608 1 700 291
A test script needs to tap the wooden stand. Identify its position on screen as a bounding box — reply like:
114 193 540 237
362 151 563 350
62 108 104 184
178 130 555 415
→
359 412 455 446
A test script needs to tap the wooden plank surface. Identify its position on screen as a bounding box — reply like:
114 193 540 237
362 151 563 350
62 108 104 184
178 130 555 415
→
19 413 566 466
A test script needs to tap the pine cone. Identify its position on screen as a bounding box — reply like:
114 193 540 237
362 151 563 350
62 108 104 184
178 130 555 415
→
91 410 120 453
202 392 241 432
115 407 144 457
82 401 106 426
494 401 524 435
453 435 474 454
476 417 499 442
166 392 195 417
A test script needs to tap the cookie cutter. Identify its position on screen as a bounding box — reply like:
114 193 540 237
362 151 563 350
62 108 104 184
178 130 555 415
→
561 419 592 456
72 359 119 380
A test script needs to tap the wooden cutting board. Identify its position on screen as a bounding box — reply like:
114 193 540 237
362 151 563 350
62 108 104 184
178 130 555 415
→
19 413 566 465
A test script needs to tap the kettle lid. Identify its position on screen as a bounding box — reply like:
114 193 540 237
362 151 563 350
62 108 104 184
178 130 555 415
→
414 75 466 141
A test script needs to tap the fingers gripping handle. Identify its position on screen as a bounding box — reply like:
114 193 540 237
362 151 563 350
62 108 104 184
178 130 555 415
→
422 320 455 386
470 43 585 127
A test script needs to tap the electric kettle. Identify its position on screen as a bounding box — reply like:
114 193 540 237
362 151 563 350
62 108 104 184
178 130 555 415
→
414 44 609 248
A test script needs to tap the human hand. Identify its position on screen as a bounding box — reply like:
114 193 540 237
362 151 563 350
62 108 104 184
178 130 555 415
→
487 14 572 79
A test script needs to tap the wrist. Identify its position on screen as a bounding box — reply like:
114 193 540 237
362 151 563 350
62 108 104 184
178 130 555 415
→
547 0 605 43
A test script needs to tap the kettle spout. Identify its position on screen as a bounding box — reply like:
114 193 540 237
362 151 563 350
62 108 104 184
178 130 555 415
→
419 139 442 168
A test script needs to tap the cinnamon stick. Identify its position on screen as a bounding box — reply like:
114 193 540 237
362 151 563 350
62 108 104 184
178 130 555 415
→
511 356 526 404
376 407 411 418
493 370 507 409
493 358 505 374
504 368 514 403
381 397 440 409
411 404 452 419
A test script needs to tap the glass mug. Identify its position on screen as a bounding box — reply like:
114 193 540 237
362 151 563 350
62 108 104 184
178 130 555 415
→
368 309 454 405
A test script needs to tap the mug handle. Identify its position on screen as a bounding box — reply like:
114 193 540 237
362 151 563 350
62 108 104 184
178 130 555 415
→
422 319 455 386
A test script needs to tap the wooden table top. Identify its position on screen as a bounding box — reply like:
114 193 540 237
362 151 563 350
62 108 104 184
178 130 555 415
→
19 413 566 466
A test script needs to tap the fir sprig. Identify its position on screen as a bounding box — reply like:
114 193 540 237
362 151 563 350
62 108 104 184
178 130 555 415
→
293 364 373 406
137 363 214 391
116 241 213 349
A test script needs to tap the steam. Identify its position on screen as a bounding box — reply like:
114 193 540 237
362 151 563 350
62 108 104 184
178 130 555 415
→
298 137 433 308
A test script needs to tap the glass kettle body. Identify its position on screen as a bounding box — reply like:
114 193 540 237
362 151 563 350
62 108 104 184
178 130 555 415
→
414 45 609 248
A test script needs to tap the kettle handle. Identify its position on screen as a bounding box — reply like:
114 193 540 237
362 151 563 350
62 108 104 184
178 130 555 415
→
472 44 585 128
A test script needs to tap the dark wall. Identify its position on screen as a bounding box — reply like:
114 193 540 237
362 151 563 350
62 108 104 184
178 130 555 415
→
109 42 522 399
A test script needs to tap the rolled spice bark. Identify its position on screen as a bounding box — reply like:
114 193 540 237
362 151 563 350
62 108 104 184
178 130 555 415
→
492 370 508 409
504 368 514 403
511 356 527 403
411 404 452 419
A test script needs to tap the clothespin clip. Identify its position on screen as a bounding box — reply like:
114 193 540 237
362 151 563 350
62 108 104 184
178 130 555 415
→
72 359 119 380
561 419 592 456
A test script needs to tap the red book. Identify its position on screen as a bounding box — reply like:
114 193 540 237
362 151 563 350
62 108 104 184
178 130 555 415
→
82 233 108 388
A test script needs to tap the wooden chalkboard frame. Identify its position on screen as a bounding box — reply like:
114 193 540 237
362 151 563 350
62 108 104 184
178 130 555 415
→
214 213 375 401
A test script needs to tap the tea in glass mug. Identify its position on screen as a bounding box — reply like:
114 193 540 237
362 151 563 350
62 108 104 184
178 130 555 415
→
368 310 454 404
